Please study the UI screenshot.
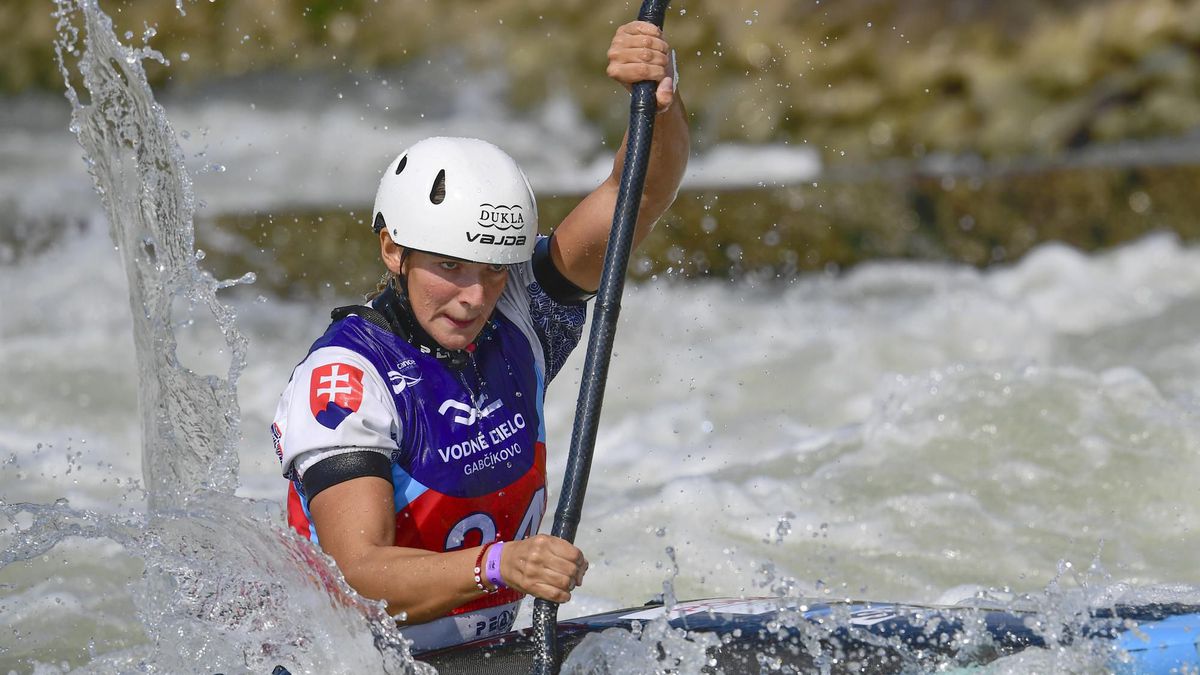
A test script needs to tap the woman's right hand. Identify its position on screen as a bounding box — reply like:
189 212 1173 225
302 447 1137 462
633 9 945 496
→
498 534 588 603
606 20 677 113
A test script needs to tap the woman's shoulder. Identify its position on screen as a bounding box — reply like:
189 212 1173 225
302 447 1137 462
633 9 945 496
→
305 307 415 365
286 313 404 394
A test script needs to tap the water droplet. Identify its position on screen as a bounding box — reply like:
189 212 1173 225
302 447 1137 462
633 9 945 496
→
180 51 190 61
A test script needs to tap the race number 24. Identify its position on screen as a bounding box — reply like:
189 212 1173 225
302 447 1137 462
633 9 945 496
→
443 487 546 550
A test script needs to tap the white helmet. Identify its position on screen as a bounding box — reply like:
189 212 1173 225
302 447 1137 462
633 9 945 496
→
372 137 538 264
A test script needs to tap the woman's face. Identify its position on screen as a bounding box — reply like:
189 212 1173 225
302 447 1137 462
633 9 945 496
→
398 250 509 351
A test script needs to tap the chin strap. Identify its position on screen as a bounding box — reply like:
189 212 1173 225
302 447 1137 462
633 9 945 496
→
330 280 486 372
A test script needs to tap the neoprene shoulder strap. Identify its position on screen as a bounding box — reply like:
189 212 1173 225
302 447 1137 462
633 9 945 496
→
330 304 393 332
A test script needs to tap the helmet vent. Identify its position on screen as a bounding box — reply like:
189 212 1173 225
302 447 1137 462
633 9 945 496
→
430 169 447 205
373 212 387 233
395 156 408 175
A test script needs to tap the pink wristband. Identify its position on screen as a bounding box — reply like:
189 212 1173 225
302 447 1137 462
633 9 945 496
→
485 541 506 590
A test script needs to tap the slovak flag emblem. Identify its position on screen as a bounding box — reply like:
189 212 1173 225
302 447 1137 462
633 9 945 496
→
309 363 365 430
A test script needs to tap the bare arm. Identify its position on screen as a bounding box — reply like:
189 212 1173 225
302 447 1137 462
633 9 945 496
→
309 477 587 624
549 21 691 292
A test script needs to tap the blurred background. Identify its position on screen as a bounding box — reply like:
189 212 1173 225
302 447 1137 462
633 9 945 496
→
4 0 1200 293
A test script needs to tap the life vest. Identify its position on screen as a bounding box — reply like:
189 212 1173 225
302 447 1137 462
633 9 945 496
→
285 310 549 649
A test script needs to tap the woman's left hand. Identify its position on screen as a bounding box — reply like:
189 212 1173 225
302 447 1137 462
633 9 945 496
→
606 21 677 113
498 534 588 603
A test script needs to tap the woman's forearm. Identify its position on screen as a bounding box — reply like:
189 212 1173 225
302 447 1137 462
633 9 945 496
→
339 544 491 624
608 94 691 236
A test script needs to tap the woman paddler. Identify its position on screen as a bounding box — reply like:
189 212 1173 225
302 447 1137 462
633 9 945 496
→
269 21 689 652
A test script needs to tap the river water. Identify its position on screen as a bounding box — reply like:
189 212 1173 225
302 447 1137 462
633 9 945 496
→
3 2 1200 673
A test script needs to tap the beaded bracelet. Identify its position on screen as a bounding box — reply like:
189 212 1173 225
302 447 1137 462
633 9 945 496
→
473 543 495 593
485 541 507 590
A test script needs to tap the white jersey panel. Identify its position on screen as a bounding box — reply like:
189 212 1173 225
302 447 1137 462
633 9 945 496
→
497 259 547 379
274 345 398 478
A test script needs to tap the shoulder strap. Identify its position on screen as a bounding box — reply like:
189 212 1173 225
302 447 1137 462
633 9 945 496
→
331 304 393 333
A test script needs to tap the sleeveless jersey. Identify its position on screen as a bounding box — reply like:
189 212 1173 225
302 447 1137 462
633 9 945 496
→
271 259 585 652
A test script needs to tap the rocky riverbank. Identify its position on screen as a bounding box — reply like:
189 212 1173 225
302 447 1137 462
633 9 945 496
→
7 0 1200 290
13 0 1200 161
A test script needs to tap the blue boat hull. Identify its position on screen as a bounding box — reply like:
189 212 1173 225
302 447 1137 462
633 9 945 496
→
419 597 1200 673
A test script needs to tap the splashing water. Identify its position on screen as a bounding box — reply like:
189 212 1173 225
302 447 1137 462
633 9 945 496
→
562 615 720 674
53 0 243 511
0 2 428 672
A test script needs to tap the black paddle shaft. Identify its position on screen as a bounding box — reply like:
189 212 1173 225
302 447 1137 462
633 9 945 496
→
531 0 671 673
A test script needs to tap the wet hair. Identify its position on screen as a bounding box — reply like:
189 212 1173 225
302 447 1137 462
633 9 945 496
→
365 246 412 301
365 270 395 301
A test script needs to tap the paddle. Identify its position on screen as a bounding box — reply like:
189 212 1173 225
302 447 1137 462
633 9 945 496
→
530 0 672 672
